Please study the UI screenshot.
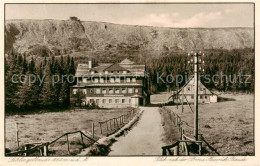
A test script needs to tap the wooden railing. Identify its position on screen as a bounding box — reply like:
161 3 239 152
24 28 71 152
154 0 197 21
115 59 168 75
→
161 107 202 156
98 109 137 135
6 108 138 156
6 130 98 156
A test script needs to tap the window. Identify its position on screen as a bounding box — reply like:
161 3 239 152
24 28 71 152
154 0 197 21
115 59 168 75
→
122 99 125 103
90 99 94 103
191 95 194 99
90 89 94 93
126 78 131 83
129 99 131 103
117 71 120 74
109 89 114 94
100 78 104 83
109 99 112 103
205 96 208 99
94 78 98 83
96 88 101 94
110 78 115 83
83 78 87 83
73 89 77 94
115 77 120 83
102 99 106 103
122 88 126 94
91 71 94 74
115 89 120 94
115 99 119 103
102 89 107 94
135 89 139 93
200 95 203 99
132 78 136 82
128 88 133 93
83 89 87 94
96 99 99 104
187 87 191 91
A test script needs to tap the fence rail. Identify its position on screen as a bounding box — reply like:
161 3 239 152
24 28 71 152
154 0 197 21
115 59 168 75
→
98 109 137 135
161 107 202 156
6 108 138 156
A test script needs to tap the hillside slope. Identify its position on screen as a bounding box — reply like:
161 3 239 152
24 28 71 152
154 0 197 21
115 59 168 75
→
5 19 254 56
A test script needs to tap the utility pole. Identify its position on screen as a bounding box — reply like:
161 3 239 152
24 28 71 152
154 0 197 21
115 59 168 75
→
188 51 204 140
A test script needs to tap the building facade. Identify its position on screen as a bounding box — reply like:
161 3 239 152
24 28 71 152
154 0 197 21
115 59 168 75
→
70 59 148 108
173 77 217 104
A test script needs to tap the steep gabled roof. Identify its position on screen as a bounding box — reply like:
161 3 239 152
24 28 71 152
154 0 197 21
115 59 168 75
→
119 58 134 64
104 63 128 71
175 76 216 95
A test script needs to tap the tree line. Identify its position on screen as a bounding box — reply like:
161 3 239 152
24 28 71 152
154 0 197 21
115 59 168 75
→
5 52 75 113
146 49 254 93
5 49 254 113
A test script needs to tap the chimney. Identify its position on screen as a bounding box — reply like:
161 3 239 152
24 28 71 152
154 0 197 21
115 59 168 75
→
89 60 92 68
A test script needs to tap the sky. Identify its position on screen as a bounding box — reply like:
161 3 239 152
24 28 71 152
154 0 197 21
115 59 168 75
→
5 4 254 28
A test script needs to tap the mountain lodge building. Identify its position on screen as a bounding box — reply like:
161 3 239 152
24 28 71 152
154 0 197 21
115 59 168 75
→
70 59 148 108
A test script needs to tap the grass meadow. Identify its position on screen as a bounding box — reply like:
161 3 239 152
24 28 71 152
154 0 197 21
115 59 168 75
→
5 108 133 156
165 93 254 155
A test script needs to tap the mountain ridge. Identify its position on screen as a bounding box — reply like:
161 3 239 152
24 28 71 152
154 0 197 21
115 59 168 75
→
5 19 254 56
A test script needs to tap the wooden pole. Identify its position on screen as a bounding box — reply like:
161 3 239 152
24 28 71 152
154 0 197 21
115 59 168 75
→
99 122 103 134
81 132 84 144
182 89 184 112
92 122 95 138
199 142 202 155
194 53 199 141
106 121 109 131
15 123 19 149
24 145 27 156
43 145 48 156
66 134 70 154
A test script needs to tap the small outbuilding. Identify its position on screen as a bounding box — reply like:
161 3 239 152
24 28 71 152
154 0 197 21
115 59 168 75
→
173 76 217 104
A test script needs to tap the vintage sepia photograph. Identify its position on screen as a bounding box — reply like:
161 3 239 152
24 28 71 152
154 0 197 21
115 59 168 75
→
4 3 255 158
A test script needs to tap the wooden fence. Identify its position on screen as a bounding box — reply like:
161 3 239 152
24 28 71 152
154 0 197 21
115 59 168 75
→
6 109 138 156
161 107 202 156
98 109 136 135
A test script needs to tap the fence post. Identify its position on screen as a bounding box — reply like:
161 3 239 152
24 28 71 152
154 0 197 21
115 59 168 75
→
66 134 70 154
15 123 19 149
24 145 27 156
180 126 183 140
39 147 43 156
106 121 109 131
81 132 84 144
43 145 48 156
173 143 179 156
92 122 95 138
113 118 116 129
198 142 202 155
162 148 166 156
99 122 103 134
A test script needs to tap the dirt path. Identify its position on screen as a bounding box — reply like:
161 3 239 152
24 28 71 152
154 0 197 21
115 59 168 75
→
109 107 165 155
